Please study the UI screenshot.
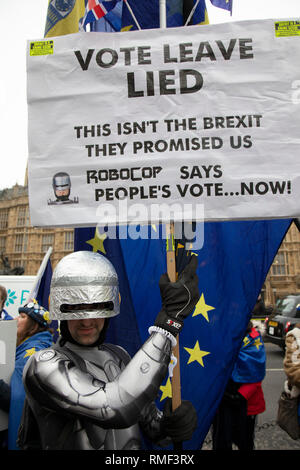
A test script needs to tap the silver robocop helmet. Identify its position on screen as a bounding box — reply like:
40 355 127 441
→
52 172 71 200
49 251 120 320
53 172 71 191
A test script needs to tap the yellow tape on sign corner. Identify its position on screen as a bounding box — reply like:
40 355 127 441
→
275 20 300 37
30 40 54 56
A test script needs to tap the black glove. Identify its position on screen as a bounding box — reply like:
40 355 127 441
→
154 255 199 336
223 390 247 409
163 399 198 443
222 380 247 409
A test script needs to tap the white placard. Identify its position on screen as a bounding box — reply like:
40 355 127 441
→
0 276 35 318
27 19 300 227
0 320 17 431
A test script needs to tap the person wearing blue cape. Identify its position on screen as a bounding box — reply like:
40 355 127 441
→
0 300 53 450
212 321 266 450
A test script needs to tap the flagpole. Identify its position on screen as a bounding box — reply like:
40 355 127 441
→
124 0 141 30
159 0 182 421
159 0 167 28
28 247 53 301
184 0 200 26
166 223 182 415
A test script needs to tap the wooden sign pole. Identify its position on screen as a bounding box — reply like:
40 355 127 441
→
166 222 181 411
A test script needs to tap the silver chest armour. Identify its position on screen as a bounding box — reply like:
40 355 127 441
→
23 332 171 450
64 343 141 450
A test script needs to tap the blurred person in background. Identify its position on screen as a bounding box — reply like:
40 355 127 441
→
0 300 53 449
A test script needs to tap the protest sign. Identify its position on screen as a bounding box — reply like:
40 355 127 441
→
0 320 17 431
27 19 300 227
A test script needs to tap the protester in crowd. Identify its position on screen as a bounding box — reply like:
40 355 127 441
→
212 321 266 450
0 285 13 320
282 323 300 418
19 251 199 450
0 300 53 450
251 295 266 318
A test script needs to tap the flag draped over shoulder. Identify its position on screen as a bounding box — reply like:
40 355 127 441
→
44 0 86 37
8 331 53 450
231 327 266 384
121 0 208 31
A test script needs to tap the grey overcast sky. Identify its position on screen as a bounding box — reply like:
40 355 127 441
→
0 0 299 190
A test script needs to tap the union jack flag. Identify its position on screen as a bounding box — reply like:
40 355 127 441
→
83 0 120 27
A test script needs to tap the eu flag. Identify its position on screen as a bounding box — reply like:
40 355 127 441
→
75 219 291 449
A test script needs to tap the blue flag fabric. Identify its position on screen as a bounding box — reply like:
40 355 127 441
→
74 219 291 449
34 257 60 343
82 0 120 28
121 0 208 31
210 0 232 13
35 258 52 311
8 331 53 450
1 308 13 320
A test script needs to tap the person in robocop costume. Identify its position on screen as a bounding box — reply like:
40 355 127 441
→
19 251 199 450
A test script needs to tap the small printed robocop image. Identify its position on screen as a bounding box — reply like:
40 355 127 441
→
48 172 79 205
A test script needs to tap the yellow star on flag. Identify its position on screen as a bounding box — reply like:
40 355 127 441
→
254 337 263 350
159 377 172 401
192 293 215 322
86 229 107 254
121 25 134 32
176 243 184 257
24 347 36 358
184 341 210 367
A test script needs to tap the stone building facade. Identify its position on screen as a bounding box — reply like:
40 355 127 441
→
0 184 74 274
0 184 299 306
263 221 300 306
